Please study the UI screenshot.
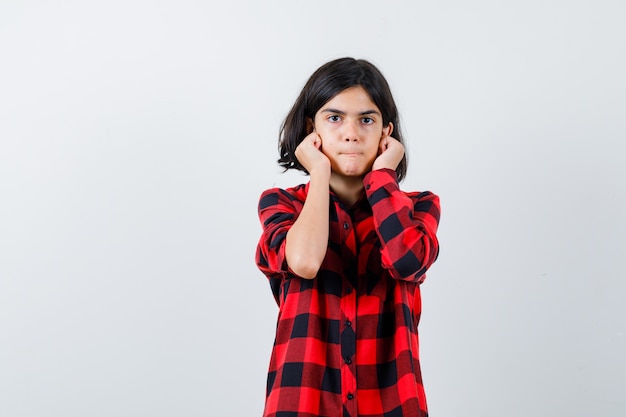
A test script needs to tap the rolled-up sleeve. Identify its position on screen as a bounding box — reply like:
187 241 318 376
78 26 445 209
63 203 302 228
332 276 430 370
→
256 187 302 280
364 169 441 283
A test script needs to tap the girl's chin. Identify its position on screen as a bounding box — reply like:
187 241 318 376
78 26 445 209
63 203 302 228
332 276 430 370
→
332 165 372 178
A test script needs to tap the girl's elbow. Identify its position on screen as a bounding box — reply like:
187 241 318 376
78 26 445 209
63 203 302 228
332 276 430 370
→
287 256 322 279
297 269 319 279
388 240 439 281
290 263 320 279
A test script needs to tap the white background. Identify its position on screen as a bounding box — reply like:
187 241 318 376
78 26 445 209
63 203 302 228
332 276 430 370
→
1 1 625 416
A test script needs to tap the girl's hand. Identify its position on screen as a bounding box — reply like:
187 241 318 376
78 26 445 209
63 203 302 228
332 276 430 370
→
295 132 331 176
372 136 404 171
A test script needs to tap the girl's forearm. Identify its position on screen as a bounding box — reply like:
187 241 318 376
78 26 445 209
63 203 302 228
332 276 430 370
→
285 171 330 279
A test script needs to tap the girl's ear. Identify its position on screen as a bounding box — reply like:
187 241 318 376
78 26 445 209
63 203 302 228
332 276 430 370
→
382 122 394 138
306 118 315 134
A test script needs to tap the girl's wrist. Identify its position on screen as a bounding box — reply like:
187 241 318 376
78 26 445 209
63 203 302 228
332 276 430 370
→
308 161 331 180
309 168 331 182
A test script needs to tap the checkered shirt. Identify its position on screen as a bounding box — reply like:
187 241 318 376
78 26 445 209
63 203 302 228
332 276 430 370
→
256 168 440 417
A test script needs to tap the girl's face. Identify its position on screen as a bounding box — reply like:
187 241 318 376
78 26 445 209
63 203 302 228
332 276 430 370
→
312 86 393 179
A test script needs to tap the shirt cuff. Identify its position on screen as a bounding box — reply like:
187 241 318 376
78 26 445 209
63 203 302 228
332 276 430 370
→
363 168 398 193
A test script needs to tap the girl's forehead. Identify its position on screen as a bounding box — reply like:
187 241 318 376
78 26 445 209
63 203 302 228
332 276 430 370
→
320 86 378 111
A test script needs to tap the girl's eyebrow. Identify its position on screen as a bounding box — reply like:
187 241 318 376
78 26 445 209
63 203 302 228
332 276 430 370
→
321 108 381 116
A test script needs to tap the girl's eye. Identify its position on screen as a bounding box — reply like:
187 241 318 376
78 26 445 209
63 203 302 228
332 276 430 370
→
328 115 341 122
362 117 374 124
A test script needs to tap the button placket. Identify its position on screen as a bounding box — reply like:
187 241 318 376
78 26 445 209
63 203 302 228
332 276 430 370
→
338 208 357 415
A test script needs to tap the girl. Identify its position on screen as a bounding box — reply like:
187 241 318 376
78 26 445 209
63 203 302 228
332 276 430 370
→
256 57 440 417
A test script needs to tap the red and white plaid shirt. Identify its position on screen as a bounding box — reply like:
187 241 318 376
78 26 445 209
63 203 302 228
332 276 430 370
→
256 168 440 417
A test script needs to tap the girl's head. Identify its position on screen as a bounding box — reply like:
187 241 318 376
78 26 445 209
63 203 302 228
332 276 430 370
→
278 57 407 181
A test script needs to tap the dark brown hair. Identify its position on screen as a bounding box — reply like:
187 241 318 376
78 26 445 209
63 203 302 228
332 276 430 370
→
278 57 408 181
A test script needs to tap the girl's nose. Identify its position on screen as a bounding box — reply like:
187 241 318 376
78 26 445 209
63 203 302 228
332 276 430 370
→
343 121 359 141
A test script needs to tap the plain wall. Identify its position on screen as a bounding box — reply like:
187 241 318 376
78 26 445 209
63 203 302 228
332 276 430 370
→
1 1 624 416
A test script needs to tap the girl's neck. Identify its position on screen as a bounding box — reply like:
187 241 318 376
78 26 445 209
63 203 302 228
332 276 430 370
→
329 174 364 207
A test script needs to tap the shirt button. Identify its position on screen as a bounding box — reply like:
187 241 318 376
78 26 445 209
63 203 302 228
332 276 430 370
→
345 320 351 327
366 184 371 190
345 357 352 364
345 287 353 294
347 393 354 400
343 222 349 230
